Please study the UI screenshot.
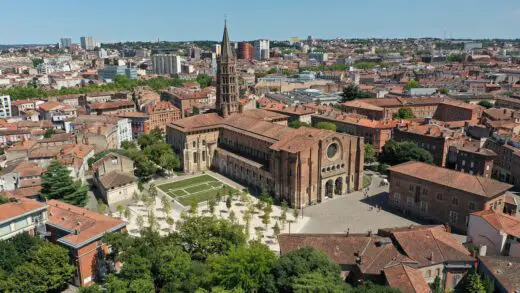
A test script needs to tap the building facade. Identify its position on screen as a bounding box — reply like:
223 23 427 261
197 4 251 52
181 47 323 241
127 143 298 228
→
167 24 364 208
152 54 181 75
237 42 253 60
80 36 96 50
388 161 512 232
0 95 12 118
254 39 270 60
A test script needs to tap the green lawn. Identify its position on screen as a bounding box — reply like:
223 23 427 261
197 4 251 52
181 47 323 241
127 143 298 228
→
157 175 236 206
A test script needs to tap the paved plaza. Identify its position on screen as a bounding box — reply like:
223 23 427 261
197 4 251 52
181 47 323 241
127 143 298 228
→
300 172 420 234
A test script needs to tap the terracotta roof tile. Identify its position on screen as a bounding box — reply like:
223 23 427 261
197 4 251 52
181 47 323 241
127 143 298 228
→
0 198 47 224
384 265 431 293
390 161 512 198
46 199 126 248
471 209 520 238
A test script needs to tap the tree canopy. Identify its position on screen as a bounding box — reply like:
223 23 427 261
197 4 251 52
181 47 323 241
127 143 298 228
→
315 122 337 132
0 233 75 293
39 160 89 207
341 84 373 102
196 74 213 88
379 139 433 165
404 80 421 91
478 100 493 109
392 107 415 119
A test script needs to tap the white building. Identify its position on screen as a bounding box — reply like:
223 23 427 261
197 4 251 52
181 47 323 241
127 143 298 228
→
467 209 520 257
152 54 182 75
60 38 72 49
254 39 270 60
116 118 132 148
0 96 12 118
80 36 96 50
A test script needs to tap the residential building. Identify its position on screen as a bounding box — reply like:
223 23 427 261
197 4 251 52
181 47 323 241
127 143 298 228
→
87 100 135 116
100 66 137 80
115 112 148 139
167 23 364 208
72 115 131 149
46 200 126 287
0 198 48 241
152 54 181 75
447 139 496 177
11 99 37 117
212 44 221 56
0 95 12 118
342 97 480 121
478 256 520 293
161 88 210 117
468 209 520 257
60 37 72 49
237 42 253 60
80 36 96 50
254 39 270 60
389 161 513 232
279 225 474 290
91 153 138 207
144 101 181 133
38 101 77 129
263 103 316 124
312 113 402 152
0 160 44 192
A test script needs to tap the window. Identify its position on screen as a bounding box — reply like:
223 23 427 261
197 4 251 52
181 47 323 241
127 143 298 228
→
406 197 413 207
393 193 401 204
422 188 428 195
470 161 474 168
436 193 443 201
462 160 466 166
420 201 428 213
449 211 459 224
409 184 414 191
468 202 476 211
452 197 459 206
193 152 198 163
192 141 196 148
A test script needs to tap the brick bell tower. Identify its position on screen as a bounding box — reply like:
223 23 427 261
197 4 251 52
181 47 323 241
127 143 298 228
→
216 21 241 118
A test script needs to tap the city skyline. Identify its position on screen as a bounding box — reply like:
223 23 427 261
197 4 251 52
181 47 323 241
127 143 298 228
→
1 0 520 44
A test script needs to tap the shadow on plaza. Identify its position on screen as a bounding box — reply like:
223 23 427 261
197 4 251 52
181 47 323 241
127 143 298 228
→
359 192 432 226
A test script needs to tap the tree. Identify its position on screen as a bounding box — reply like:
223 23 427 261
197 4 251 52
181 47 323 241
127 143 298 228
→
292 271 350 293
124 206 132 221
208 198 217 215
98 202 107 215
439 88 449 95
43 128 55 138
392 107 415 119
116 204 125 218
132 191 140 202
315 122 336 132
162 196 172 216
148 183 157 199
159 152 180 174
121 141 138 150
29 242 75 292
147 210 159 232
229 210 236 223
190 198 199 215
260 188 271 204
261 212 270 229
404 79 421 91
39 161 89 207
196 74 213 87
209 242 276 292
136 215 144 231
175 216 247 261
271 247 343 293
380 139 433 165
166 217 175 231
478 100 493 109
430 276 443 293
288 121 310 129
447 53 464 62
341 84 372 101
79 284 103 293
364 143 377 164
216 191 222 203
273 221 281 240
226 196 232 211
293 208 299 221
128 278 155 293
154 245 191 290
465 273 486 293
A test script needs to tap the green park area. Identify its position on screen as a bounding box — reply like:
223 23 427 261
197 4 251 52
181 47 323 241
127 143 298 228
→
157 174 236 206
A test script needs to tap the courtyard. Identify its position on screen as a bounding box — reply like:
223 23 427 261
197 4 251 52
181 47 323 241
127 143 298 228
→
157 174 237 206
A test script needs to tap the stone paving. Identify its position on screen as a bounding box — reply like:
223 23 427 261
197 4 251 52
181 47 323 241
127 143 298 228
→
300 172 420 234
119 170 309 251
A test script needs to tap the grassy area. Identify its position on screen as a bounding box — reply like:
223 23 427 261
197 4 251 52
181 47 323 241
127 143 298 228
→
158 174 217 191
157 175 236 206
363 174 372 189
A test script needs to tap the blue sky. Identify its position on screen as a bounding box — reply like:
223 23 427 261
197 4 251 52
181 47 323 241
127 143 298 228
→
2 0 520 44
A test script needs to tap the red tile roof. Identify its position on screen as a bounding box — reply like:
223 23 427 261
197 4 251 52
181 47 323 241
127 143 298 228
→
390 161 512 198
384 265 431 293
471 209 520 238
0 198 47 224
46 199 126 248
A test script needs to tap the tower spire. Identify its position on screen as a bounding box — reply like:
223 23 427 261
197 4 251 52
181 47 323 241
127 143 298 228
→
221 17 233 59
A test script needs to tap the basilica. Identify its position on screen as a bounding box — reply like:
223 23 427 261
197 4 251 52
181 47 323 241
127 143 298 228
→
166 23 364 208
